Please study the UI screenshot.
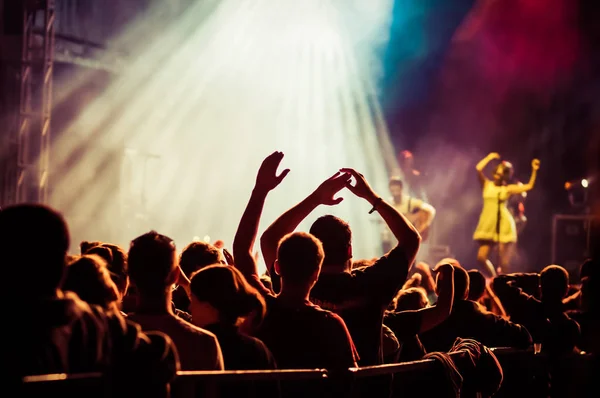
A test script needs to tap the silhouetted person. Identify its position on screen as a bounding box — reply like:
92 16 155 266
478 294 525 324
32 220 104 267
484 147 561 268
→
127 231 224 370
493 265 580 354
421 262 532 352
0 204 178 397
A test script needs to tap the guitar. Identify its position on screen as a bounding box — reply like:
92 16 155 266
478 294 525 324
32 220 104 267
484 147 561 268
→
405 210 431 242
377 209 431 243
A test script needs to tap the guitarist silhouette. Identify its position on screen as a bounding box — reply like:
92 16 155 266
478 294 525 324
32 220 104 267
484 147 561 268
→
382 176 436 252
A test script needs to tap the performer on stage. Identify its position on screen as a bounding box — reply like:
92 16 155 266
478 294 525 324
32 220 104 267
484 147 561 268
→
381 177 436 252
473 152 540 277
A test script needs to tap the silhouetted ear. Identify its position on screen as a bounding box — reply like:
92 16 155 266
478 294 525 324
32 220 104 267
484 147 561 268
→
273 260 281 276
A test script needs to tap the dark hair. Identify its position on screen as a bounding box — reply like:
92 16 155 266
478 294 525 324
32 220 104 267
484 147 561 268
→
467 270 486 301
540 265 569 302
394 287 428 311
309 215 351 266
190 265 265 325
277 232 324 285
0 204 70 297
179 241 222 277
62 254 119 309
82 242 128 297
128 231 177 294
449 265 469 300
388 176 404 189
494 161 514 183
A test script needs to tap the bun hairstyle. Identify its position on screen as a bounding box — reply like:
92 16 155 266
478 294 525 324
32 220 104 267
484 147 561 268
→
190 265 266 326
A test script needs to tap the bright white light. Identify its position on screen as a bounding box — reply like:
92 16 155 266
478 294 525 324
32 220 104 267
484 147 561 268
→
49 0 398 271
581 179 589 188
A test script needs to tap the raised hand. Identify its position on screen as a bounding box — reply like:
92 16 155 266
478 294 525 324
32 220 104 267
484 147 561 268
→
340 168 377 202
311 171 352 206
255 151 290 192
531 159 541 170
488 152 501 160
433 262 454 280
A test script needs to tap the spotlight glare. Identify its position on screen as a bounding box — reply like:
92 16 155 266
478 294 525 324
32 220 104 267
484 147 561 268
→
581 179 588 188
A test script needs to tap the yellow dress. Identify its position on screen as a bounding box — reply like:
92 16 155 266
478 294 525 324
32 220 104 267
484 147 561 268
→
473 180 517 243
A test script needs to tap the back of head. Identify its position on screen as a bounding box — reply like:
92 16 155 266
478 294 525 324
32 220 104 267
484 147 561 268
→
190 265 265 325
82 242 128 297
276 232 324 287
395 287 429 311
62 254 119 309
454 267 470 300
179 241 222 277
0 204 70 297
128 231 177 295
540 265 569 302
435 258 469 300
309 215 351 267
468 270 486 301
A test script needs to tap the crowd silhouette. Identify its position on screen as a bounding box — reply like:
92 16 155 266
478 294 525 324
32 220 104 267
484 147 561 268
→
1 151 597 397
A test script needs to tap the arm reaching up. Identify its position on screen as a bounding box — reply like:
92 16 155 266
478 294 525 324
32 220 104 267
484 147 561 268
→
507 159 540 195
341 168 421 265
232 151 290 288
476 152 500 187
260 171 352 274
386 263 454 336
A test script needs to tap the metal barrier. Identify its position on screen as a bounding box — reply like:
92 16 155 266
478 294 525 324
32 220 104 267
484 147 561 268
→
19 349 596 398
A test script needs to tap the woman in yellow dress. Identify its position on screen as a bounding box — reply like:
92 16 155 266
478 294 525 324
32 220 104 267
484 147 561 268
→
474 152 540 276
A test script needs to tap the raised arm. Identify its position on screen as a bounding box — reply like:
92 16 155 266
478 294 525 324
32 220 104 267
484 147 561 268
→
341 168 421 265
507 159 540 195
232 152 289 285
476 152 500 187
385 264 454 338
260 171 351 274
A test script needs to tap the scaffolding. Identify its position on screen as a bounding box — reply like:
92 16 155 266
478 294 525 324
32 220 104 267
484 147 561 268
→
2 0 55 206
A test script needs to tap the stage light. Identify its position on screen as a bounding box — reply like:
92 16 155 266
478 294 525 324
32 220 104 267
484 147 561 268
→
48 0 399 270
581 179 589 188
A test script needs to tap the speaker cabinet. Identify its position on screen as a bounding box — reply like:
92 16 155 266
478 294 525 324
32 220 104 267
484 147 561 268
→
552 215 599 278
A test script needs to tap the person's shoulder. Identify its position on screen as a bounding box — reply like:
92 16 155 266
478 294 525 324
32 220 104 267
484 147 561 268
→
173 315 219 340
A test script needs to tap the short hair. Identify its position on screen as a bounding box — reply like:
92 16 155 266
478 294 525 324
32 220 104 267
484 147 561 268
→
389 176 404 189
394 287 429 311
467 270 486 301
190 265 266 325
540 265 569 301
62 254 119 309
0 204 70 296
128 231 177 294
179 241 222 277
446 264 469 300
82 242 128 297
276 232 324 285
309 215 351 266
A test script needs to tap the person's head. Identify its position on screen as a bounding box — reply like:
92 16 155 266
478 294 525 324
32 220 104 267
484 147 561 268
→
0 204 70 298
435 259 469 300
62 254 119 310
82 242 129 299
540 265 569 303
189 265 265 327
388 177 404 202
394 287 429 311
467 269 486 301
309 215 352 269
275 232 324 289
493 161 514 185
128 231 178 296
179 241 224 277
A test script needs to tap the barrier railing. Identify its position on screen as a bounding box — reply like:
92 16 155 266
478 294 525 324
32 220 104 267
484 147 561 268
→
19 349 595 398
